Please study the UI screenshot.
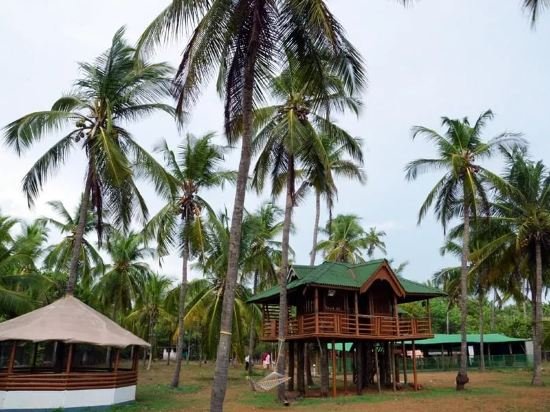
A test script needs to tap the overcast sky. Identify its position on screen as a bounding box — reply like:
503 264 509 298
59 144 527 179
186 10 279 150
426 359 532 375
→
1 0 549 285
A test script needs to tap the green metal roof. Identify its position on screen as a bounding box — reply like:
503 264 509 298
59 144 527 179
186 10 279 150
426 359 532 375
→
248 259 445 303
406 333 526 345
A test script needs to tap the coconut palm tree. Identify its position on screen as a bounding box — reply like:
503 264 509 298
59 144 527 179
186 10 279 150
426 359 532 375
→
316 214 384 264
523 0 549 24
139 2 364 405
144 132 232 388
0 216 46 316
307 134 366 266
241 203 284 373
126 273 174 370
188 211 257 360
405 109 523 389
365 227 387 258
251 62 362 399
94 230 155 321
40 200 105 292
3 28 176 296
481 148 550 385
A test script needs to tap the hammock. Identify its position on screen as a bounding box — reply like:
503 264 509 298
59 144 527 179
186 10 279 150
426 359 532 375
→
248 371 291 392
248 338 291 392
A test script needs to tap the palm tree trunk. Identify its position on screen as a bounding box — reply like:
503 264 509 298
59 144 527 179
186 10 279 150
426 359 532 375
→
147 316 155 371
170 235 190 388
479 291 485 372
456 197 470 390
531 239 543 385
247 271 259 375
276 161 294 403
65 170 93 295
209 14 260 411
309 191 321 266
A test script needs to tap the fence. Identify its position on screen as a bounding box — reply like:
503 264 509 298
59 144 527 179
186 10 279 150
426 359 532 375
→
330 354 533 374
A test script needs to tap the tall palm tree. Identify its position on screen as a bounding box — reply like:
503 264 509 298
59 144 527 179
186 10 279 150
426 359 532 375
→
307 134 366 266
126 273 174 370
139 3 364 406
241 203 284 373
94 230 154 321
40 200 105 291
365 227 387 257
144 133 232 388
0 216 46 316
188 211 257 360
316 214 384 263
405 109 522 390
482 148 550 385
251 62 362 399
3 28 176 296
523 0 549 24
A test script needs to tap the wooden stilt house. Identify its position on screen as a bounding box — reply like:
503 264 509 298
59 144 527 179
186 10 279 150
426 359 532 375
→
248 259 445 397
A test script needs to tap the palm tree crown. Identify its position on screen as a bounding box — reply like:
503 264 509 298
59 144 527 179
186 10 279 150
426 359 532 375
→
316 214 384 263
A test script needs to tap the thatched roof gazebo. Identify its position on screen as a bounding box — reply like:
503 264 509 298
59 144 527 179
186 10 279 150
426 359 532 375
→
0 296 149 411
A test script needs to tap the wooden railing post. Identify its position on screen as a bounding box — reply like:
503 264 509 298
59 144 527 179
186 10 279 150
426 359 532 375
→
315 288 319 334
354 292 359 336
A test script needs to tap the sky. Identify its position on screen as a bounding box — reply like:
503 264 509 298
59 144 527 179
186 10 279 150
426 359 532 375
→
1 0 549 285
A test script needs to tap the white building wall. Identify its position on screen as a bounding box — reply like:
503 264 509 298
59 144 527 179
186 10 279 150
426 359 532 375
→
0 385 136 410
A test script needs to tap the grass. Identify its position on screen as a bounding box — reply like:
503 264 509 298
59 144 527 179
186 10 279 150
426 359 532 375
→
111 361 550 411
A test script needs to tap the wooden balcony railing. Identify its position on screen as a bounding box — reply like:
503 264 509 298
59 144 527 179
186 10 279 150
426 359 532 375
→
262 312 432 341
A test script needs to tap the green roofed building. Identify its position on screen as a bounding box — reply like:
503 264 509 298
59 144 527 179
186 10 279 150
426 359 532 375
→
247 259 446 396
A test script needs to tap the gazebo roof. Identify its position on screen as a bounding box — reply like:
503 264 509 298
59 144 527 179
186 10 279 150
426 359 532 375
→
0 295 149 348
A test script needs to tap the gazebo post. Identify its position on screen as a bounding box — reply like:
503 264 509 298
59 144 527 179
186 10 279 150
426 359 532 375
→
114 348 120 372
7 341 16 375
31 343 38 372
66 344 74 374
132 346 139 371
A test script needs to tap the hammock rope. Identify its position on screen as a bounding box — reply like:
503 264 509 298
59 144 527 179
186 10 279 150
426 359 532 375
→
248 338 291 392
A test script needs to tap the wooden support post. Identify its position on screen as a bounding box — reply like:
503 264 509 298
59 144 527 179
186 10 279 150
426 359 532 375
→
402 341 408 384
356 341 363 395
66 344 74 374
114 348 121 372
288 341 295 391
391 342 396 392
297 341 305 395
315 288 319 334
332 340 337 397
132 346 139 371
343 342 347 395
394 295 400 337
412 341 418 391
374 343 381 393
354 292 359 336
31 343 38 372
7 341 16 375
426 299 430 319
